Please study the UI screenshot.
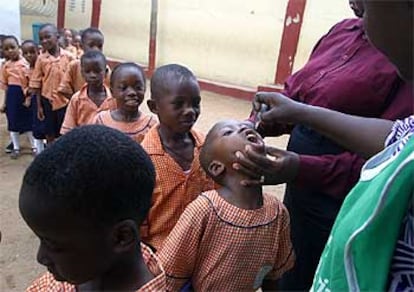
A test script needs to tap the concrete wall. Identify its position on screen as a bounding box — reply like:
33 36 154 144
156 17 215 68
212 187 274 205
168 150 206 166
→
20 0 57 40
19 0 355 87
65 0 93 31
99 0 151 64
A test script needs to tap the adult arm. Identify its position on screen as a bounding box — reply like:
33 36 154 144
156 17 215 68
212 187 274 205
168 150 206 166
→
254 92 393 159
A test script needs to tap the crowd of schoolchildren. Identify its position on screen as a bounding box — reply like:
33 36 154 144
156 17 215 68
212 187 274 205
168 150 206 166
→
1 24 294 291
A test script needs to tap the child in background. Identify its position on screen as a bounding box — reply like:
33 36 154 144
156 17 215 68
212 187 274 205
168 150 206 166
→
0 35 35 159
29 23 75 143
21 40 46 154
1 34 15 154
159 119 295 291
141 64 215 251
21 125 166 291
72 30 83 59
94 62 155 143
58 28 110 100
61 51 116 134
62 28 77 56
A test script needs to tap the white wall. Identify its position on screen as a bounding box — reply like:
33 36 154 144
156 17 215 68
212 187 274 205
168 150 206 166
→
0 0 21 40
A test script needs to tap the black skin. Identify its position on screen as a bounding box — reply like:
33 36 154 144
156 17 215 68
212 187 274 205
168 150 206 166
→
81 58 107 107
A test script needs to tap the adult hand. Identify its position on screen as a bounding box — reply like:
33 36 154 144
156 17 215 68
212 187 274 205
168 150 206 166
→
253 92 305 125
37 105 45 121
233 143 300 187
0 104 5 113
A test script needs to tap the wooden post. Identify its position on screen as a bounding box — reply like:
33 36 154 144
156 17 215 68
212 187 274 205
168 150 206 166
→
91 0 102 28
274 0 307 85
148 0 158 76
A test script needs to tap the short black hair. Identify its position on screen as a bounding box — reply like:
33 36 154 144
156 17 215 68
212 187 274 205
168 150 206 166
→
110 62 146 88
2 35 19 46
81 50 107 68
150 64 197 99
39 23 58 35
21 39 38 48
20 125 156 226
81 27 104 43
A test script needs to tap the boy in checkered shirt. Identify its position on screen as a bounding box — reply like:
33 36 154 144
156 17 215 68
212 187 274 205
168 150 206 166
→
21 125 166 291
158 119 295 291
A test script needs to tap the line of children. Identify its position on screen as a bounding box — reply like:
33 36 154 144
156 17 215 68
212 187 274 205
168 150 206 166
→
159 119 295 291
60 50 116 134
0 35 35 159
29 23 75 144
58 28 110 100
94 62 155 143
21 125 166 291
140 64 215 251
6 23 297 291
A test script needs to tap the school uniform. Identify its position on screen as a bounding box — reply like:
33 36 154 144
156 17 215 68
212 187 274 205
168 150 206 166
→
0 58 32 132
29 49 75 137
60 84 116 134
27 67 45 139
58 59 111 98
159 190 295 291
26 243 166 292
94 110 155 143
140 126 215 251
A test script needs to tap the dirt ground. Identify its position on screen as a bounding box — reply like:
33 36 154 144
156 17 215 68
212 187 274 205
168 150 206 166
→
0 90 289 291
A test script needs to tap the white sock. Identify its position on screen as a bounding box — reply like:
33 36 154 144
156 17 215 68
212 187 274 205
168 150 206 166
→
10 132 20 151
34 139 44 154
26 131 35 148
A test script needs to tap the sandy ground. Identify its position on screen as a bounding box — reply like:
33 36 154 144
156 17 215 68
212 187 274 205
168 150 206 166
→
0 90 289 291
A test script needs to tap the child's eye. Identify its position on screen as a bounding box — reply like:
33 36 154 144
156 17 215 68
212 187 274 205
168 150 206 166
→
223 130 232 136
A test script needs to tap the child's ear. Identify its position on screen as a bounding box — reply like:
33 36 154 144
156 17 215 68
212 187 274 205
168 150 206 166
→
147 99 158 114
111 220 138 253
208 160 225 178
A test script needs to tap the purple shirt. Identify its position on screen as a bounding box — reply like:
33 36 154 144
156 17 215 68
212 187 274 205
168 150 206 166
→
284 18 413 198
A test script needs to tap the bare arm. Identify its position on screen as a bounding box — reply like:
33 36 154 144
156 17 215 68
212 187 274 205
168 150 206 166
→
255 92 393 159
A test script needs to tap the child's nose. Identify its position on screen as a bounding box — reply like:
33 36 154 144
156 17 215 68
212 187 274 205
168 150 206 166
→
36 243 52 267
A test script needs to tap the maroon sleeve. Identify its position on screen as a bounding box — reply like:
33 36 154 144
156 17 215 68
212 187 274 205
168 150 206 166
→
294 152 366 199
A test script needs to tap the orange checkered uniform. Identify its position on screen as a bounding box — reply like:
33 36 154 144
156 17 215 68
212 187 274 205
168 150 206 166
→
26 243 166 292
94 110 156 143
60 84 116 134
140 125 215 251
57 59 111 98
0 58 29 90
29 49 75 110
158 190 295 291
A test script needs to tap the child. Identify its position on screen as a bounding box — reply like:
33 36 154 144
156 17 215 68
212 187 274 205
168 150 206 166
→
20 125 166 291
159 119 295 291
21 40 46 154
94 62 155 143
62 28 77 56
61 50 116 134
0 35 35 159
141 64 215 251
58 28 110 100
72 30 83 59
29 23 75 143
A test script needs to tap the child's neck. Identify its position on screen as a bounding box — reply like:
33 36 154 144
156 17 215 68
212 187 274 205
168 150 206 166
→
158 125 195 171
87 84 106 107
218 174 263 210
77 250 153 291
158 124 193 145
48 46 59 57
111 108 140 122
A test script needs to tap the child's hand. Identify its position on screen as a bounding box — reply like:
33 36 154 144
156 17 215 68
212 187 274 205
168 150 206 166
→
0 104 6 113
23 97 31 107
37 106 45 121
